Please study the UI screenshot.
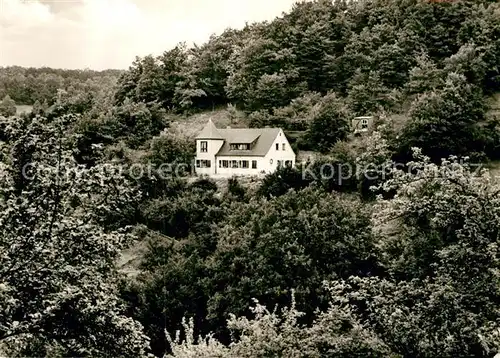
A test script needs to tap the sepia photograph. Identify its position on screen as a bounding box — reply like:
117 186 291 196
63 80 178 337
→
0 0 500 356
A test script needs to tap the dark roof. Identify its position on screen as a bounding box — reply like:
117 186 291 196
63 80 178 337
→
215 128 281 157
195 119 224 140
195 120 283 156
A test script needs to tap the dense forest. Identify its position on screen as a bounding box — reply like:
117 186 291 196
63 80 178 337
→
1 0 500 357
0 67 123 106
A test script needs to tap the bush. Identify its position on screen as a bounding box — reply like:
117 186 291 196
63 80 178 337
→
302 93 350 153
0 95 16 117
166 293 395 358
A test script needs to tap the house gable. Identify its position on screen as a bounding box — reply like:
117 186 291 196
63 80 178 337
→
215 128 282 157
351 116 374 133
194 121 296 176
196 119 224 140
264 128 296 167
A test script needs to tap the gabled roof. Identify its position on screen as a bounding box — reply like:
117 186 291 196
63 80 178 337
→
196 119 224 140
195 120 283 157
216 127 281 157
231 132 261 144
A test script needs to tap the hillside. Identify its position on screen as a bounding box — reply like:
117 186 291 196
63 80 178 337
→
2 0 500 357
167 107 250 138
487 92 500 118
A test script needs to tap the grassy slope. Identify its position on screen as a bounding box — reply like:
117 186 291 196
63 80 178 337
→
485 93 500 180
15 105 33 115
486 93 500 118
167 108 250 139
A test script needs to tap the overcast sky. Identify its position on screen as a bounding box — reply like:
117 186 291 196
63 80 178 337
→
0 0 300 70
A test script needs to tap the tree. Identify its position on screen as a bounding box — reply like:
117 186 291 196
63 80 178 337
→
139 180 222 239
257 166 310 198
303 93 350 153
346 70 400 116
443 44 488 88
183 29 241 109
355 130 394 200
166 293 395 358
146 131 195 169
135 55 165 104
32 100 49 116
225 38 302 111
110 99 168 148
0 95 16 117
398 72 486 162
114 45 190 111
333 150 500 357
226 177 246 201
0 115 149 356
404 52 444 96
250 70 306 111
205 188 381 340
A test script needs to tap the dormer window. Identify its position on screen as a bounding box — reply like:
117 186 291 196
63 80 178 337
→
230 143 251 150
200 141 208 152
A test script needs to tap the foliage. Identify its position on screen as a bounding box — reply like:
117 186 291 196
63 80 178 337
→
127 186 382 356
139 179 222 239
226 177 246 201
0 115 149 356
257 166 310 198
226 37 305 111
204 188 381 339
0 66 122 105
166 293 395 358
398 72 487 162
0 95 16 117
355 130 394 200
302 92 351 153
146 131 195 169
404 52 444 96
346 71 402 115
332 150 500 357
4 1 500 357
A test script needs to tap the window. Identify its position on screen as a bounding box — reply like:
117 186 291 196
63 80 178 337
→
275 143 279 150
282 143 285 151
231 160 238 168
230 143 250 150
285 160 292 168
241 160 249 169
252 160 257 169
361 119 368 130
196 160 211 168
200 141 208 152
200 160 211 168
269 159 273 164
277 160 283 168
221 160 229 168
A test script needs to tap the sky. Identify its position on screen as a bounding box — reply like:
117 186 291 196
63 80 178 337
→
0 0 300 70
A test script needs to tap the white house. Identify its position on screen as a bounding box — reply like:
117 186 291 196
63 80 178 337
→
351 116 374 134
194 119 296 177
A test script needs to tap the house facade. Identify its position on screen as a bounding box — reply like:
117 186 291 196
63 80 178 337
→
195 120 296 177
351 116 374 134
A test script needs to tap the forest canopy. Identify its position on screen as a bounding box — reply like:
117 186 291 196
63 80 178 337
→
1 0 500 357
